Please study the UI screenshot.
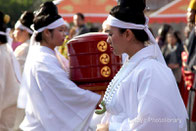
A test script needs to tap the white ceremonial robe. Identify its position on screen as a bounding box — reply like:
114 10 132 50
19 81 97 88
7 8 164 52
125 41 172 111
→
20 45 101 131
95 45 188 131
14 40 30 131
14 40 30 75
14 40 30 109
0 44 19 131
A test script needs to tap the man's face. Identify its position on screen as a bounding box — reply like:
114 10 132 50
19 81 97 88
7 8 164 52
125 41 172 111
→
73 15 84 27
187 9 196 24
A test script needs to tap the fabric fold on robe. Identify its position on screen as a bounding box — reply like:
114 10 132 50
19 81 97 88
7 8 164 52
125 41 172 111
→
0 44 19 131
20 45 100 131
95 45 188 131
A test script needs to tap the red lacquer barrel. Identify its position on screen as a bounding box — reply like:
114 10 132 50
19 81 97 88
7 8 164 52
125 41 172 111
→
67 32 122 94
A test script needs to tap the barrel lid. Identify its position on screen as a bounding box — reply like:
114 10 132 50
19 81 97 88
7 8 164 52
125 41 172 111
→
68 32 108 43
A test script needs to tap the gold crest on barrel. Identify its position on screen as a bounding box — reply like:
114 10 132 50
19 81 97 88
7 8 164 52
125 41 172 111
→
67 32 122 99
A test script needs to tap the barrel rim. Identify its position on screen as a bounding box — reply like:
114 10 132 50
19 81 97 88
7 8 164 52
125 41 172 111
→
68 32 108 43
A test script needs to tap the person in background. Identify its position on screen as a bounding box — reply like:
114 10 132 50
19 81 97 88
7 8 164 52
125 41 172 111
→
57 20 70 59
72 12 89 37
183 25 192 49
187 0 196 31
186 21 196 131
156 24 173 48
20 2 100 130
174 31 183 45
12 11 34 131
9 28 22 51
185 0 196 130
161 31 184 84
95 0 187 130
13 11 34 77
68 26 76 39
187 0 196 73
0 11 19 131
179 0 196 130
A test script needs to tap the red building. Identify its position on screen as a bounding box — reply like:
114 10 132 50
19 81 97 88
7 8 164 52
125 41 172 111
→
57 0 117 23
149 0 190 24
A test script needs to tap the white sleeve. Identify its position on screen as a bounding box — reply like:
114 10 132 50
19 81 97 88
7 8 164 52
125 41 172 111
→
0 53 6 118
0 48 19 130
109 95 181 131
14 45 26 73
0 52 6 85
109 66 185 131
34 62 101 130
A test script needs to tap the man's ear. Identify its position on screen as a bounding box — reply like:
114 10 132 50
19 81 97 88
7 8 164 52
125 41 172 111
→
124 29 134 41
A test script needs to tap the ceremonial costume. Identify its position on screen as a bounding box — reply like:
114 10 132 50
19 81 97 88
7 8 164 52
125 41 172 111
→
101 44 187 130
20 45 100 131
186 25 196 131
0 11 20 131
94 14 188 131
14 40 30 76
181 0 196 130
14 19 33 109
14 19 33 73
13 13 34 130
0 44 19 131
161 42 184 83
20 6 101 130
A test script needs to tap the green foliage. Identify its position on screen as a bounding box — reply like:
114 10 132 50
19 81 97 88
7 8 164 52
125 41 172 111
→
0 0 52 27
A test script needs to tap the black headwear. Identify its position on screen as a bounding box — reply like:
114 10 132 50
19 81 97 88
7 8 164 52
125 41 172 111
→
119 0 146 12
0 11 7 32
0 11 8 43
33 1 61 30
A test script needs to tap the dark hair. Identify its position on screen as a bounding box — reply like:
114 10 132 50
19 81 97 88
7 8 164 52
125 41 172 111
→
0 11 7 43
75 12 85 20
33 1 61 42
159 24 173 43
109 0 149 43
18 11 34 37
173 31 182 44
19 11 34 30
